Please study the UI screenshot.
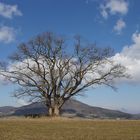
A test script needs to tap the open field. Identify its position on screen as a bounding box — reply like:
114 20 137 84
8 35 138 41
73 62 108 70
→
0 118 140 140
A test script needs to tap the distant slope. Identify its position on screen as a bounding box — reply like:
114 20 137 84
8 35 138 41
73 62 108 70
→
62 100 132 119
0 106 17 116
13 102 47 116
0 100 134 119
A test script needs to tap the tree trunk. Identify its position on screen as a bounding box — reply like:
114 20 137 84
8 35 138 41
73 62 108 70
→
48 105 60 117
53 105 60 116
48 107 53 116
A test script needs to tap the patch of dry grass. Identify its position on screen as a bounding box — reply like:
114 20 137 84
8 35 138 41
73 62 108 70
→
0 118 140 140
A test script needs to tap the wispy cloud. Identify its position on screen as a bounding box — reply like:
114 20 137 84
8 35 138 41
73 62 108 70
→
100 4 108 19
113 19 126 34
100 0 128 19
99 0 128 35
0 2 22 19
0 26 16 43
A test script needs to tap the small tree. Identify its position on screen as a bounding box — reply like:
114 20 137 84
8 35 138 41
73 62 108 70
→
0 32 127 116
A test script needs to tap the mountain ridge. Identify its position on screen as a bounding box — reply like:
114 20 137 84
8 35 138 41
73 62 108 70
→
0 99 138 119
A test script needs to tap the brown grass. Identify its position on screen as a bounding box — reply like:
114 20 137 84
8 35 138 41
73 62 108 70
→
0 117 140 140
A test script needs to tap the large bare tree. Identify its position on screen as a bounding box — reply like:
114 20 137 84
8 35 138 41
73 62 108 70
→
0 32 127 116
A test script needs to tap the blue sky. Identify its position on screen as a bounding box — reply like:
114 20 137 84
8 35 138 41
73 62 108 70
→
0 0 140 114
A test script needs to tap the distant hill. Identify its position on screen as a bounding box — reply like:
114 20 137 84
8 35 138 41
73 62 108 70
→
0 99 137 119
61 100 132 119
0 106 17 116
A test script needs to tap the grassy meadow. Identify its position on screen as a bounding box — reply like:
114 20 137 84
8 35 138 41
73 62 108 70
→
0 118 140 140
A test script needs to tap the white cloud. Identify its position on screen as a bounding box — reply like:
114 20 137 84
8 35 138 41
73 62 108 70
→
0 2 22 19
106 0 128 15
17 99 30 106
122 32 140 59
0 26 16 43
1 32 140 84
114 19 126 34
112 32 140 84
100 0 128 19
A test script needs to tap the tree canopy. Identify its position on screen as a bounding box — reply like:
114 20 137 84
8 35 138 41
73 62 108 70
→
0 32 127 116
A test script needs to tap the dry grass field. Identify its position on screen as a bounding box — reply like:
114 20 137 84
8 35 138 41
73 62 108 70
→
0 117 140 140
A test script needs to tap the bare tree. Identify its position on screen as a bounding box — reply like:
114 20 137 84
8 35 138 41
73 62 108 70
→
0 32 127 116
